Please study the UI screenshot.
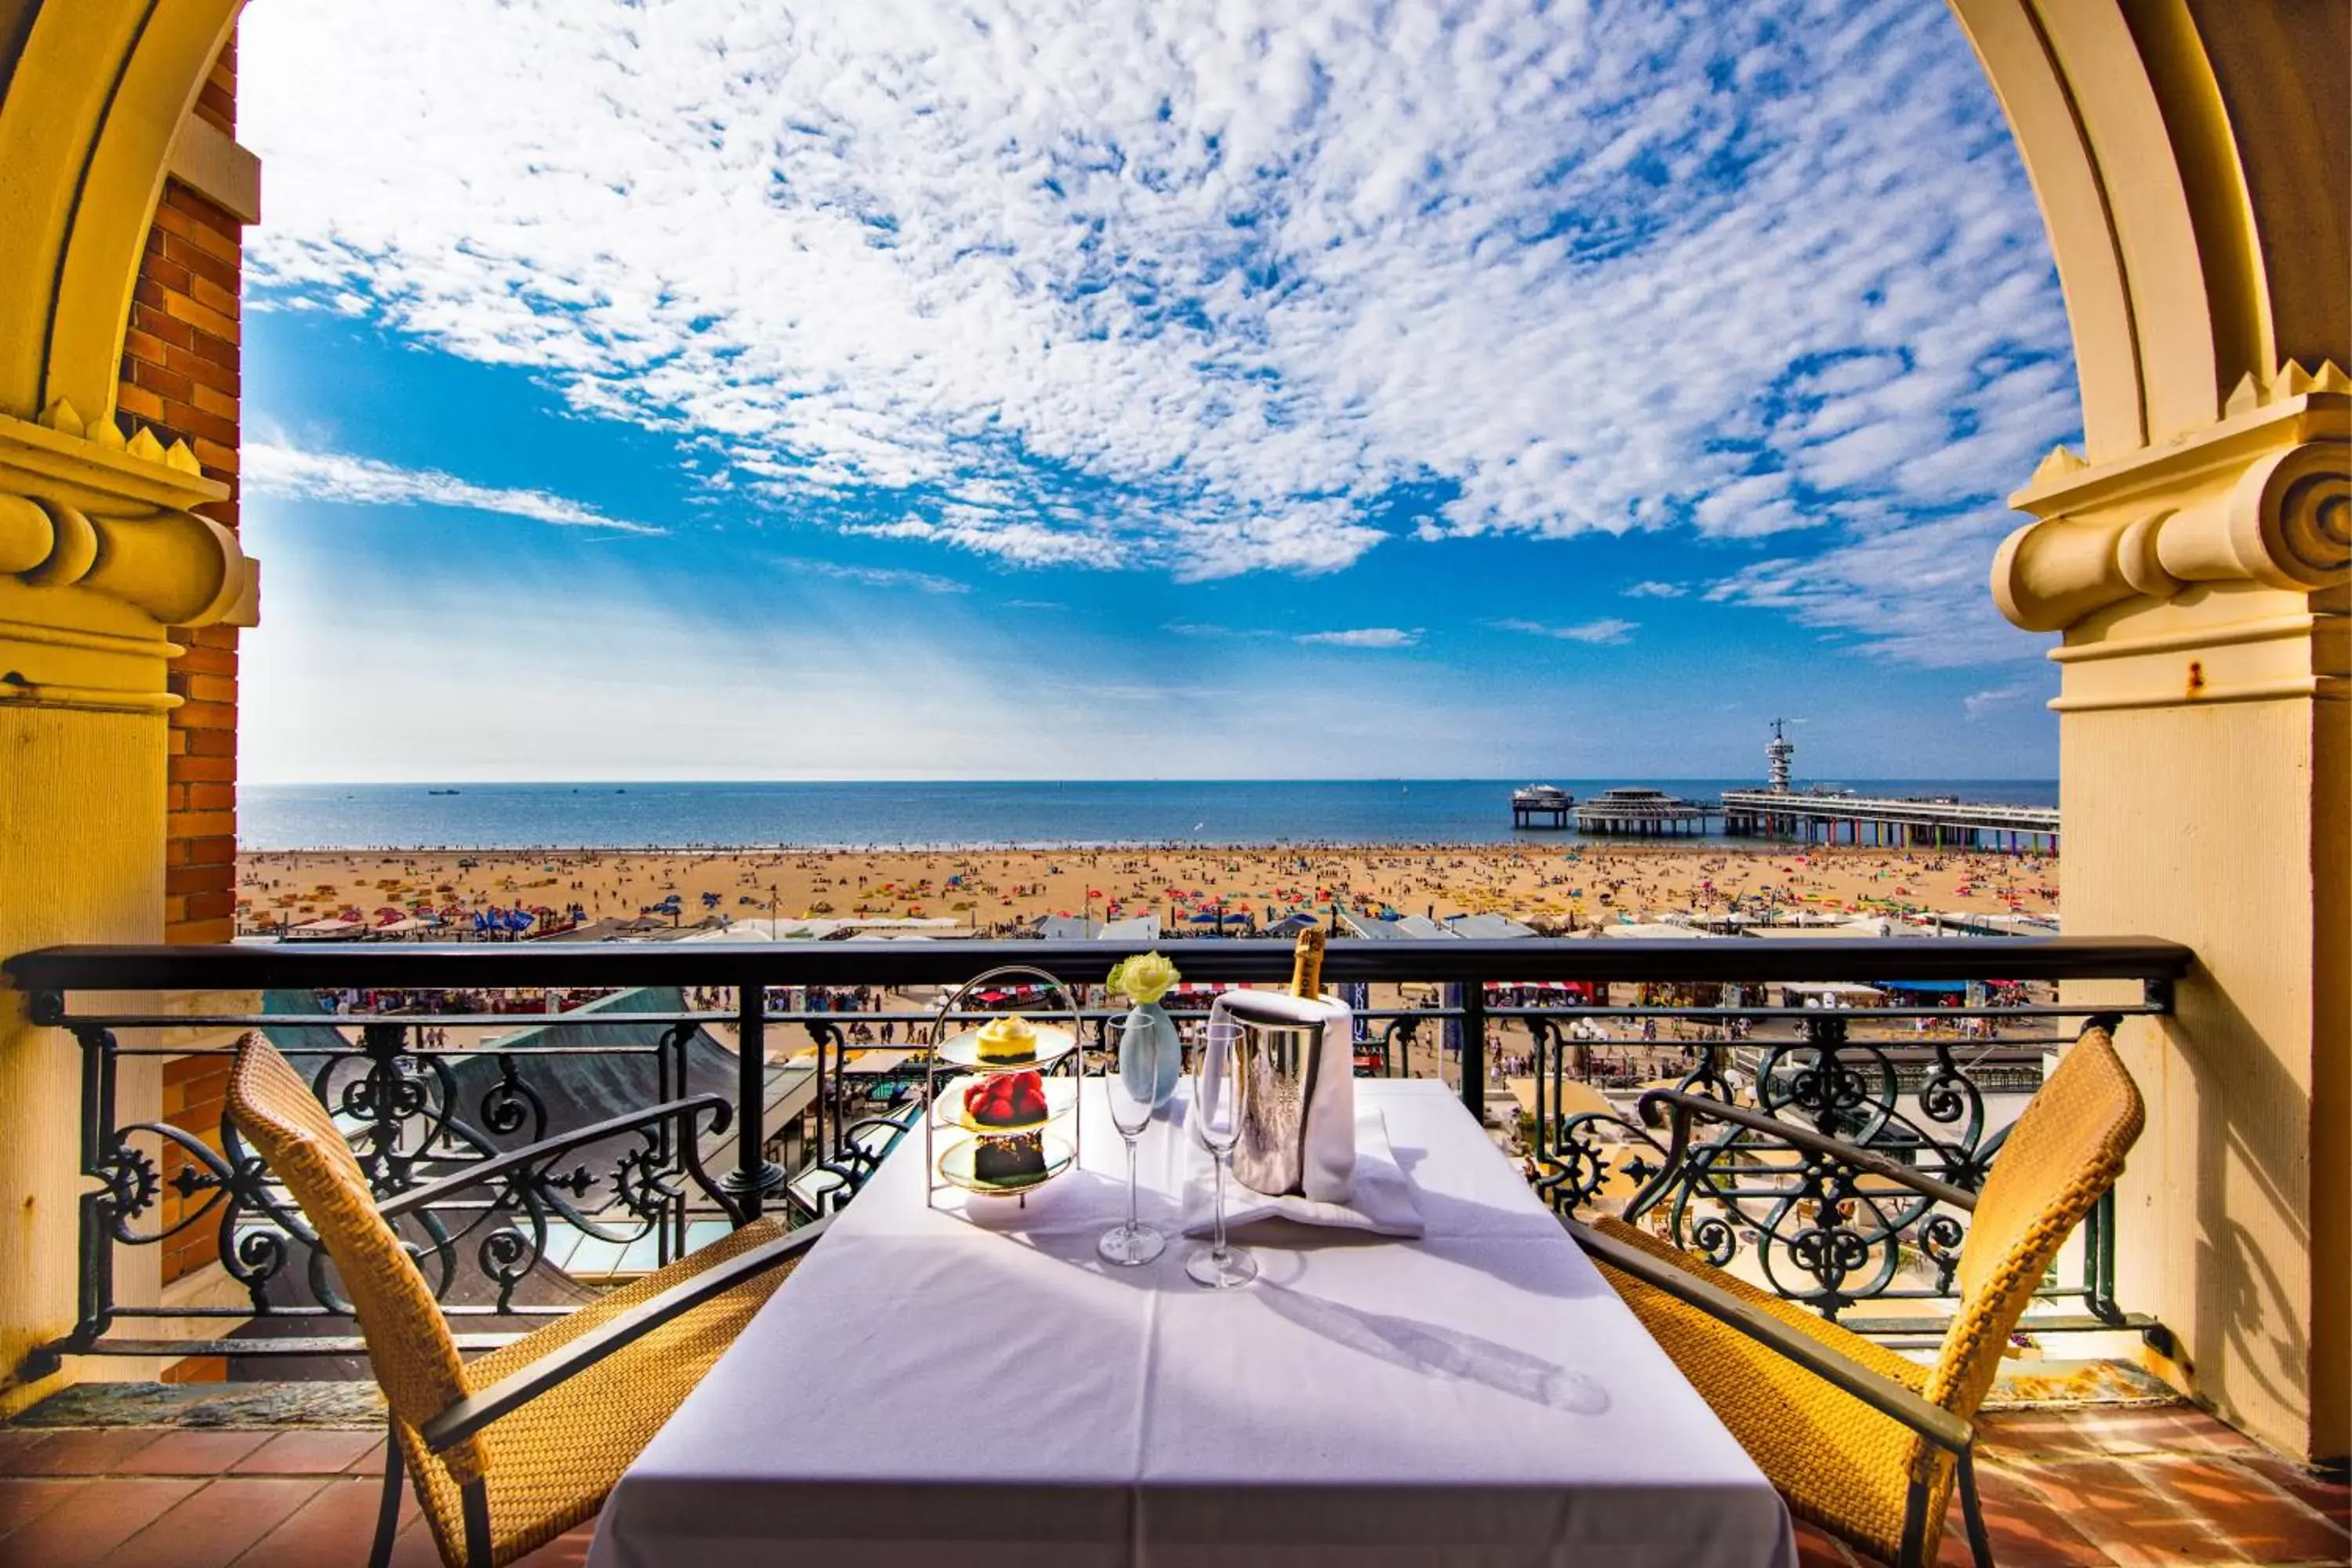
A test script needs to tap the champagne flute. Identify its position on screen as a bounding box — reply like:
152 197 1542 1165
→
1098 1011 1167 1266
1186 1020 1257 1287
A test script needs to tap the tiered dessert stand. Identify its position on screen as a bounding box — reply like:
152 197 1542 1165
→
924 965 1084 1210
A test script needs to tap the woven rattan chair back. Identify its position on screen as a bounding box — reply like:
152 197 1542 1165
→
1922 1022 2144 1421
226 1033 490 1483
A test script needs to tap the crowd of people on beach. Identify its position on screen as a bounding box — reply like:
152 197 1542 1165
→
239 840 2060 940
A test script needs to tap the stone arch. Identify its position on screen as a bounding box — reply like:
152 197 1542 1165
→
0 0 244 426
0 0 2343 1458
1951 1 2347 460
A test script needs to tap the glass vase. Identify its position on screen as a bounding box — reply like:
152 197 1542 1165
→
1116 1000 1182 1110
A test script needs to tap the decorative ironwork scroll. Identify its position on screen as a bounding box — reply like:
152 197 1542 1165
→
1529 1011 2109 1330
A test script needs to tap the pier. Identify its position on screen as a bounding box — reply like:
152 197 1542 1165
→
1720 789 2059 850
1715 721 2059 851
1573 787 1719 837
1510 784 1574 829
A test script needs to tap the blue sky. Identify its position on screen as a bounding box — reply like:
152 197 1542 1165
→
234 0 2075 783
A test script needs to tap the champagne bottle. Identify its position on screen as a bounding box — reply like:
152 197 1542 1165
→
1289 926 1326 1000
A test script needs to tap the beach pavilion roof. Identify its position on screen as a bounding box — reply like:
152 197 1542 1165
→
1336 909 1453 940
1442 913 1538 940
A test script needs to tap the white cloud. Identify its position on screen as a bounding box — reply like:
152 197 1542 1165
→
239 0 2077 659
1704 517 2047 667
1493 617 1637 645
778 556 968 594
1963 683 2033 720
1690 471 1813 540
245 443 664 535
1621 580 1686 599
842 515 1128 571
1296 627 1421 648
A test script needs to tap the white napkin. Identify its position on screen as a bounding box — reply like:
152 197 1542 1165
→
1202 989 1357 1201
1183 1104 1424 1238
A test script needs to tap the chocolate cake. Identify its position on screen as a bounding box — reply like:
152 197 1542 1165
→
971 1131 1048 1184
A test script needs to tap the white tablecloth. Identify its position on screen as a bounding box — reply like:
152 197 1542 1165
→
587 1080 1795 1568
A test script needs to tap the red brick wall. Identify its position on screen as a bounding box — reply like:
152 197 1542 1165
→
123 34 243 947
120 35 245 1305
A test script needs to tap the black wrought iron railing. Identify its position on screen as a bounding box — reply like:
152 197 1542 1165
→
1522 1008 2144 1339
4 935 2188 1377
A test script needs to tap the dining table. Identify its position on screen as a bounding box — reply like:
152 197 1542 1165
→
586 1077 1797 1567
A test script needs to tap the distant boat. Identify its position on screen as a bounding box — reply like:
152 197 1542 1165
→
428 789 461 796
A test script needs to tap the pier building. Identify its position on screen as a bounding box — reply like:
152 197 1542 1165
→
1572 787 1718 836
1509 784 1574 829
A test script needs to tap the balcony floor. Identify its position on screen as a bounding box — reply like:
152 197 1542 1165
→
0 1396 2343 1568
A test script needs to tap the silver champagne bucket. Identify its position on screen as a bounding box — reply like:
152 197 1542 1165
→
1227 1010 1327 1197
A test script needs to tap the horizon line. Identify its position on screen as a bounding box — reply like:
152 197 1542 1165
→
241 774 2063 788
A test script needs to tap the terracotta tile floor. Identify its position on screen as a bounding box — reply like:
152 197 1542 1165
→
0 1402 2342 1566
0 1428 591 1568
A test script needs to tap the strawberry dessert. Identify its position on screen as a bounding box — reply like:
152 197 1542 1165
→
963 1069 1049 1129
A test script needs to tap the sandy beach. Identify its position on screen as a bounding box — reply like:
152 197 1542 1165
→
238 842 2060 937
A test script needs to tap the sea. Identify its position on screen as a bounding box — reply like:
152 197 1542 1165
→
241 779 2061 852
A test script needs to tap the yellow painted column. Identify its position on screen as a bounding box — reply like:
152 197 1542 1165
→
1 0 253 1416
0 421 256 1415
1994 380 2348 1461
1954 0 2348 1461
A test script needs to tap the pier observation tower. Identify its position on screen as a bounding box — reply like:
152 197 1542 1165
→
1766 718 1795 793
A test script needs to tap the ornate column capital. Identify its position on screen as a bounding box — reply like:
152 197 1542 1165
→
1991 361 2349 634
0 407 257 714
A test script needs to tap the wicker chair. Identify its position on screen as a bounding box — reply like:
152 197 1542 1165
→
225 1032 828 1568
1567 1016 2143 1568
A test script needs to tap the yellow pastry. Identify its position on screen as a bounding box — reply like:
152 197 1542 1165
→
975 1013 1039 1063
